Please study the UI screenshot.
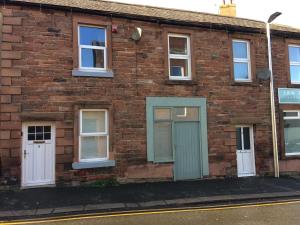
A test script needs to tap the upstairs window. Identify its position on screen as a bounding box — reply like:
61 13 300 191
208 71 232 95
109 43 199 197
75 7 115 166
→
168 34 191 80
288 45 300 84
232 40 251 82
79 26 107 71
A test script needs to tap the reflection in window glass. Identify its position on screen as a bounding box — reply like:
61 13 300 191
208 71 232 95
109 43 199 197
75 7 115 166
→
154 122 172 161
80 110 109 161
173 107 199 121
168 34 190 79
82 111 106 134
154 108 171 120
233 41 248 58
290 65 300 83
169 36 188 55
80 26 105 46
289 46 300 62
79 26 106 70
284 116 300 155
236 128 242 150
234 62 249 80
81 136 108 160
232 40 250 81
170 59 188 77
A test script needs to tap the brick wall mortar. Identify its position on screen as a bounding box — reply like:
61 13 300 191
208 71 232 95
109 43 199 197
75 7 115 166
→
1 5 295 185
0 6 22 183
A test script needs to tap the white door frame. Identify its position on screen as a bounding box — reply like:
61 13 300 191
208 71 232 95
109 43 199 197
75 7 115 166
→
236 125 256 177
21 122 56 188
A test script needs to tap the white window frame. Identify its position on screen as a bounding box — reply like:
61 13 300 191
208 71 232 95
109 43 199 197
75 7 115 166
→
78 25 107 71
288 45 300 84
283 110 300 156
168 34 192 80
79 109 109 162
232 39 251 82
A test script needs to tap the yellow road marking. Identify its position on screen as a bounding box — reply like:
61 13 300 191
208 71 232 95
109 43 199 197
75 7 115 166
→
2 199 300 225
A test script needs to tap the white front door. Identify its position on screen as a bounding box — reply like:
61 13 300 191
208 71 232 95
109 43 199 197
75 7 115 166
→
22 123 55 187
236 126 256 177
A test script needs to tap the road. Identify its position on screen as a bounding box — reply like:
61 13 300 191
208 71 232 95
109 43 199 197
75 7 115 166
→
4 200 300 225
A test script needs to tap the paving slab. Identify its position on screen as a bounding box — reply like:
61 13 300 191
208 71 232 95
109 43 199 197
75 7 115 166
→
53 205 84 214
85 203 125 211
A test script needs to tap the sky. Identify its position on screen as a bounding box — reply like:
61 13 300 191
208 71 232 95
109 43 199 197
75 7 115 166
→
108 0 299 28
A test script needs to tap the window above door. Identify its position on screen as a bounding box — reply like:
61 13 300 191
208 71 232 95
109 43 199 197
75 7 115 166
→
168 33 192 80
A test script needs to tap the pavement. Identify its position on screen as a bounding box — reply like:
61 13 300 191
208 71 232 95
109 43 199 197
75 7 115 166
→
1 176 300 220
31 200 300 225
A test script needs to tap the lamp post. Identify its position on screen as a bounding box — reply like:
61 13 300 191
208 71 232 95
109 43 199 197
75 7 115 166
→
267 12 282 178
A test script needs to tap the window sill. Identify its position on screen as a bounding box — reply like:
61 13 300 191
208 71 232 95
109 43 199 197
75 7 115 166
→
287 83 300 88
72 69 114 78
165 80 197 85
72 160 116 169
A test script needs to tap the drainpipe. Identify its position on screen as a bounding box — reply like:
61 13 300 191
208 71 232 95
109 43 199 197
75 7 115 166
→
266 12 282 178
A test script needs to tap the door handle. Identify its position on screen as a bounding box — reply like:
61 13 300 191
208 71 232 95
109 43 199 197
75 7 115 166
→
24 150 28 159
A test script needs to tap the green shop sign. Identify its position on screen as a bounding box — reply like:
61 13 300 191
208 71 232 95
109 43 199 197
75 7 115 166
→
278 88 300 104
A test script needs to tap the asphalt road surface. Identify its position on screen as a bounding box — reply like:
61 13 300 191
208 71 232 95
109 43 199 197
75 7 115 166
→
6 200 300 225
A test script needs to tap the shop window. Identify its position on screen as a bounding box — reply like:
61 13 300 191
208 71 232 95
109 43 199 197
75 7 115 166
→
283 111 300 156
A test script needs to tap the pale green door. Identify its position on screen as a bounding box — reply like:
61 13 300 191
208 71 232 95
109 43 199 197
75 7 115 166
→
174 122 201 181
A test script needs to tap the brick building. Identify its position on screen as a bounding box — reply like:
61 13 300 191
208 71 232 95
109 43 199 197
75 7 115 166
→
0 0 300 188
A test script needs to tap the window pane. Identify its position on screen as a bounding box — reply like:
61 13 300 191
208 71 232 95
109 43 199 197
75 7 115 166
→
243 127 251 150
154 122 173 161
154 108 171 120
233 41 248 59
36 126 43 133
44 126 51 133
236 128 242 150
234 62 249 80
28 134 35 141
28 126 35 133
289 46 300 62
82 111 106 133
169 36 188 55
170 59 189 77
284 112 298 118
284 119 300 155
81 136 108 160
173 107 199 121
290 65 300 83
44 133 51 140
36 133 43 140
79 26 105 47
81 48 104 68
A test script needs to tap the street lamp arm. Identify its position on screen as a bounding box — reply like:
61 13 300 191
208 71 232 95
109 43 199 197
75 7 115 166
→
268 12 282 23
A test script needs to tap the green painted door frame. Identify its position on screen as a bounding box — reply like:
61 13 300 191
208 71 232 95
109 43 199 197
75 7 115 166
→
146 97 209 177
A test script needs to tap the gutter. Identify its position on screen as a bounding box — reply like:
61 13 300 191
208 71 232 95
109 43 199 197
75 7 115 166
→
5 0 299 37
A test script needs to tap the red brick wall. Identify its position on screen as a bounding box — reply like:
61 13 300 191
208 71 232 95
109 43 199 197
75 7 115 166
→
0 4 286 185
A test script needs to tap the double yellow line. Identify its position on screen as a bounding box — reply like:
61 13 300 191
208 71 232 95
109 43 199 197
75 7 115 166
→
2 199 300 225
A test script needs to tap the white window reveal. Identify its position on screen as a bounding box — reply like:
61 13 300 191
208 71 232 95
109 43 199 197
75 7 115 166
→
283 111 300 156
79 109 109 162
79 25 107 71
168 34 191 80
232 40 251 82
288 45 300 84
